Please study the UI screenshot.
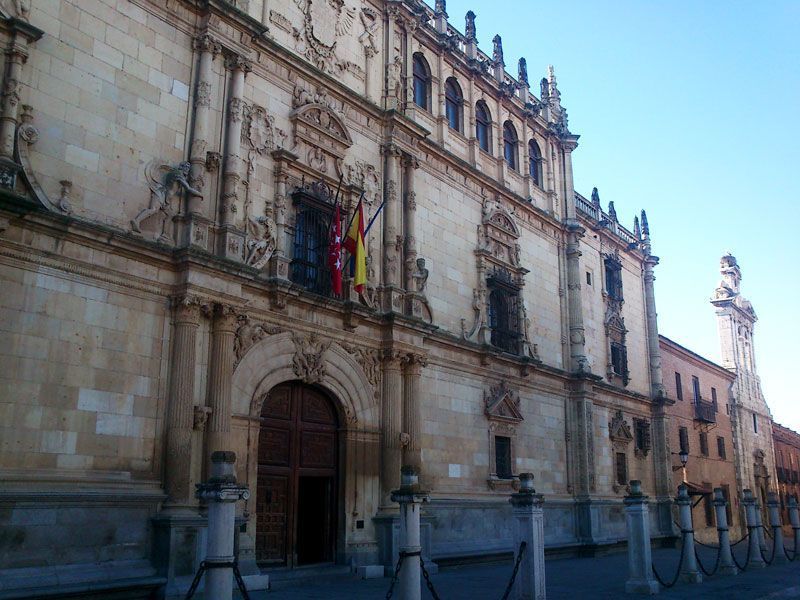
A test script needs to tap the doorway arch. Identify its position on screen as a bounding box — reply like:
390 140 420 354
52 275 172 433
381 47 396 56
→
256 381 339 567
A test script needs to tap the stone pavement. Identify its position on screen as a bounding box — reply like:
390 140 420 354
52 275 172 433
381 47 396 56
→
249 546 800 599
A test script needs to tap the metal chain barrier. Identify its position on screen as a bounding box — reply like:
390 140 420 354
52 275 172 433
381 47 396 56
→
184 560 250 600
785 528 800 562
420 555 442 600
760 527 776 565
651 530 688 589
731 530 751 572
694 545 721 577
384 551 412 600
499 541 527 600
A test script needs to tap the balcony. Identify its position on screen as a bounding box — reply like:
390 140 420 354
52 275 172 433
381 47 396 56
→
694 398 717 424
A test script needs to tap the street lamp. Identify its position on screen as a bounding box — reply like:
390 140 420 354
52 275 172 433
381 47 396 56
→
672 450 689 472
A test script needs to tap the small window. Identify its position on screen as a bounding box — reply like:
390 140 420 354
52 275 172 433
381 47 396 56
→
753 413 758 433
692 376 701 402
412 54 430 110
528 140 542 186
444 77 463 132
699 431 709 457
488 284 520 354
476 101 491 153
615 452 628 486
634 419 651 455
675 372 683 401
711 387 718 412
604 257 623 300
703 483 715 526
717 436 726 460
495 436 512 479
586 271 592 286
503 121 518 170
610 342 627 378
679 426 689 453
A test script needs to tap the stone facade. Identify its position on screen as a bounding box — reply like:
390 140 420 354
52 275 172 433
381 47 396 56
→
0 0 672 597
711 254 777 516
659 335 742 543
772 422 800 528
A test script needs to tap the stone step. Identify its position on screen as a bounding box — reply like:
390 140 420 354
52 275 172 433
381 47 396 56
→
264 564 357 590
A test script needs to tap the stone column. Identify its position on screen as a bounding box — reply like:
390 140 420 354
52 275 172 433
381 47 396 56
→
205 303 238 466
564 221 589 374
381 351 404 505
767 491 788 564
676 484 702 583
402 18 417 113
713 487 738 575
195 451 250 600
188 35 221 212
402 156 419 291
508 473 546 600
401 353 425 475
219 55 251 261
0 20 42 188
269 149 297 280
789 496 800 555
754 501 766 551
384 5 401 111
623 480 659 594
561 144 576 221
391 466 430 600
164 295 201 508
382 143 403 309
742 489 766 568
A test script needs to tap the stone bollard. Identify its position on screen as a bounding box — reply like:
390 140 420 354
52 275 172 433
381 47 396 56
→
391 466 430 600
789 497 800 554
767 492 789 564
195 451 250 600
754 502 766 551
508 473 546 600
742 489 766 568
712 488 737 575
624 480 659 594
675 484 702 583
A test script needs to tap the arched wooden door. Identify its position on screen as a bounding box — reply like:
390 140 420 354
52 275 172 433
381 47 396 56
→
256 382 339 567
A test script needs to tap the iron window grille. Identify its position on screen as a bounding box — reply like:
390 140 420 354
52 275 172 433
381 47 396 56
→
290 191 334 297
494 436 513 479
488 274 521 355
604 257 623 300
615 452 628 486
610 341 628 380
675 372 683 400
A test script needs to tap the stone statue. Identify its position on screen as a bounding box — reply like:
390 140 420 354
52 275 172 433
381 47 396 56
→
518 57 528 86
412 257 429 293
131 161 201 243
245 215 277 270
465 11 476 41
492 35 504 66
387 55 402 102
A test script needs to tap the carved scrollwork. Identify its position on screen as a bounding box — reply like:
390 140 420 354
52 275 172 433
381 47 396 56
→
341 343 381 390
234 316 284 364
292 332 331 384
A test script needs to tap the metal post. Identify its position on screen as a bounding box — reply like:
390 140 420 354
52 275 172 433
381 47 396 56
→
196 451 250 599
675 484 702 583
767 492 788 564
742 489 766 568
789 497 800 554
712 488 737 575
509 473 546 600
391 466 430 600
623 480 659 594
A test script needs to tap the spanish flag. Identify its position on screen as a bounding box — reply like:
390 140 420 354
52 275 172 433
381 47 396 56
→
343 199 367 294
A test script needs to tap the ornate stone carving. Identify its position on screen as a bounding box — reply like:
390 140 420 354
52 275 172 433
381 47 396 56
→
194 80 212 107
345 160 381 206
359 7 379 57
341 343 381 390
484 381 523 424
290 83 352 177
292 332 330 384
269 10 293 33
234 316 283 363
609 410 633 450
386 54 402 104
292 0 357 73
193 405 212 431
245 215 277 270
131 161 201 243
57 180 73 213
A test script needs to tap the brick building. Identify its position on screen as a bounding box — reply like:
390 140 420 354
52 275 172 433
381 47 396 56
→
0 0 674 597
660 335 742 542
772 422 800 527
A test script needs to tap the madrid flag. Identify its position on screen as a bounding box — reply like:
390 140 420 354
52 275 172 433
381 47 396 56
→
328 202 342 296
343 199 367 294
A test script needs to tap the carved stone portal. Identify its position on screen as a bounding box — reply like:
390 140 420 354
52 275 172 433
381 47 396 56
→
292 332 331 384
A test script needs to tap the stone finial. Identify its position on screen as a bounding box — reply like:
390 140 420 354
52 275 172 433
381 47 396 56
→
633 215 641 239
547 65 561 108
608 201 617 222
518 57 529 86
540 77 549 101
640 209 649 237
465 10 476 41
591 187 601 208
435 0 447 17
492 34 504 66
518 472 535 493
628 479 643 497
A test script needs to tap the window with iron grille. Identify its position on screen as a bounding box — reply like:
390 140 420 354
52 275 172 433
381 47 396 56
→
679 426 690 453
488 276 520 354
717 436 726 460
290 197 333 296
495 436 512 479
704 482 715 526
699 431 709 456
610 341 628 379
604 257 623 300
615 452 628 486
634 418 651 456
692 376 701 402
675 372 683 400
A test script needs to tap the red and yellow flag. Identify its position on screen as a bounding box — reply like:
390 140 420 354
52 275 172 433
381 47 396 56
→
343 199 366 294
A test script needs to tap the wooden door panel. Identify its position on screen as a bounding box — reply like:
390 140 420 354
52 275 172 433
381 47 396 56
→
255 473 289 563
300 430 336 469
259 426 291 466
301 391 337 425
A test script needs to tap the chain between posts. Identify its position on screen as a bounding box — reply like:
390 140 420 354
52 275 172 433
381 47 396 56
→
384 551 416 600
420 555 441 600
499 541 527 600
184 561 250 600
651 529 688 589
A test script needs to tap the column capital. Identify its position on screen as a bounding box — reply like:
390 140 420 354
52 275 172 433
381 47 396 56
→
194 33 222 55
204 302 239 331
171 294 203 325
225 53 252 74
381 142 403 158
401 352 427 372
402 155 420 170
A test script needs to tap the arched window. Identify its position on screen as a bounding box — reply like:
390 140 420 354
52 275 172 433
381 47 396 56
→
503 121 518 170
528 140 542 186
475 101 491 153
412 54 430 111
444 77 463 132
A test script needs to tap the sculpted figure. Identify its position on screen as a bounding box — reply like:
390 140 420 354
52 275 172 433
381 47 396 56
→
412 257 429 293
131 161 201 243
246 215 277 270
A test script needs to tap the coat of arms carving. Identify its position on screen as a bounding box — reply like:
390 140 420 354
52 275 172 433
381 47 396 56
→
293 0 356 73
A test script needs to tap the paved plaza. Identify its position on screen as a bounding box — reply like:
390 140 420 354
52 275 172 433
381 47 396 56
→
251 546 800 600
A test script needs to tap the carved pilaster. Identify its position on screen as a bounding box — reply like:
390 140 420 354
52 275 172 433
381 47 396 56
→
401 353 426 475
164 295 202 507
205 303 238 464
382 144 403 295
381 349 404 505
565 221 589 374
270 149 298 279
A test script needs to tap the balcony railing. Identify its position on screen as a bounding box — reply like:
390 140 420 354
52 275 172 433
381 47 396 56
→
694 398 717 424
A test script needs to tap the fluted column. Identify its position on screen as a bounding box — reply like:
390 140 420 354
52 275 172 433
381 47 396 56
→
402 353 426 475
565 222 589 374
403 156 419 291
269 149 297 279
382 143 403 296
402 18 417 112
381 350 404 505
164 295 201 507
642 256 665 398
205 303 238 465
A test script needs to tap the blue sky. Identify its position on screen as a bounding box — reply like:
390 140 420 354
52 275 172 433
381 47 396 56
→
431 1 800 428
